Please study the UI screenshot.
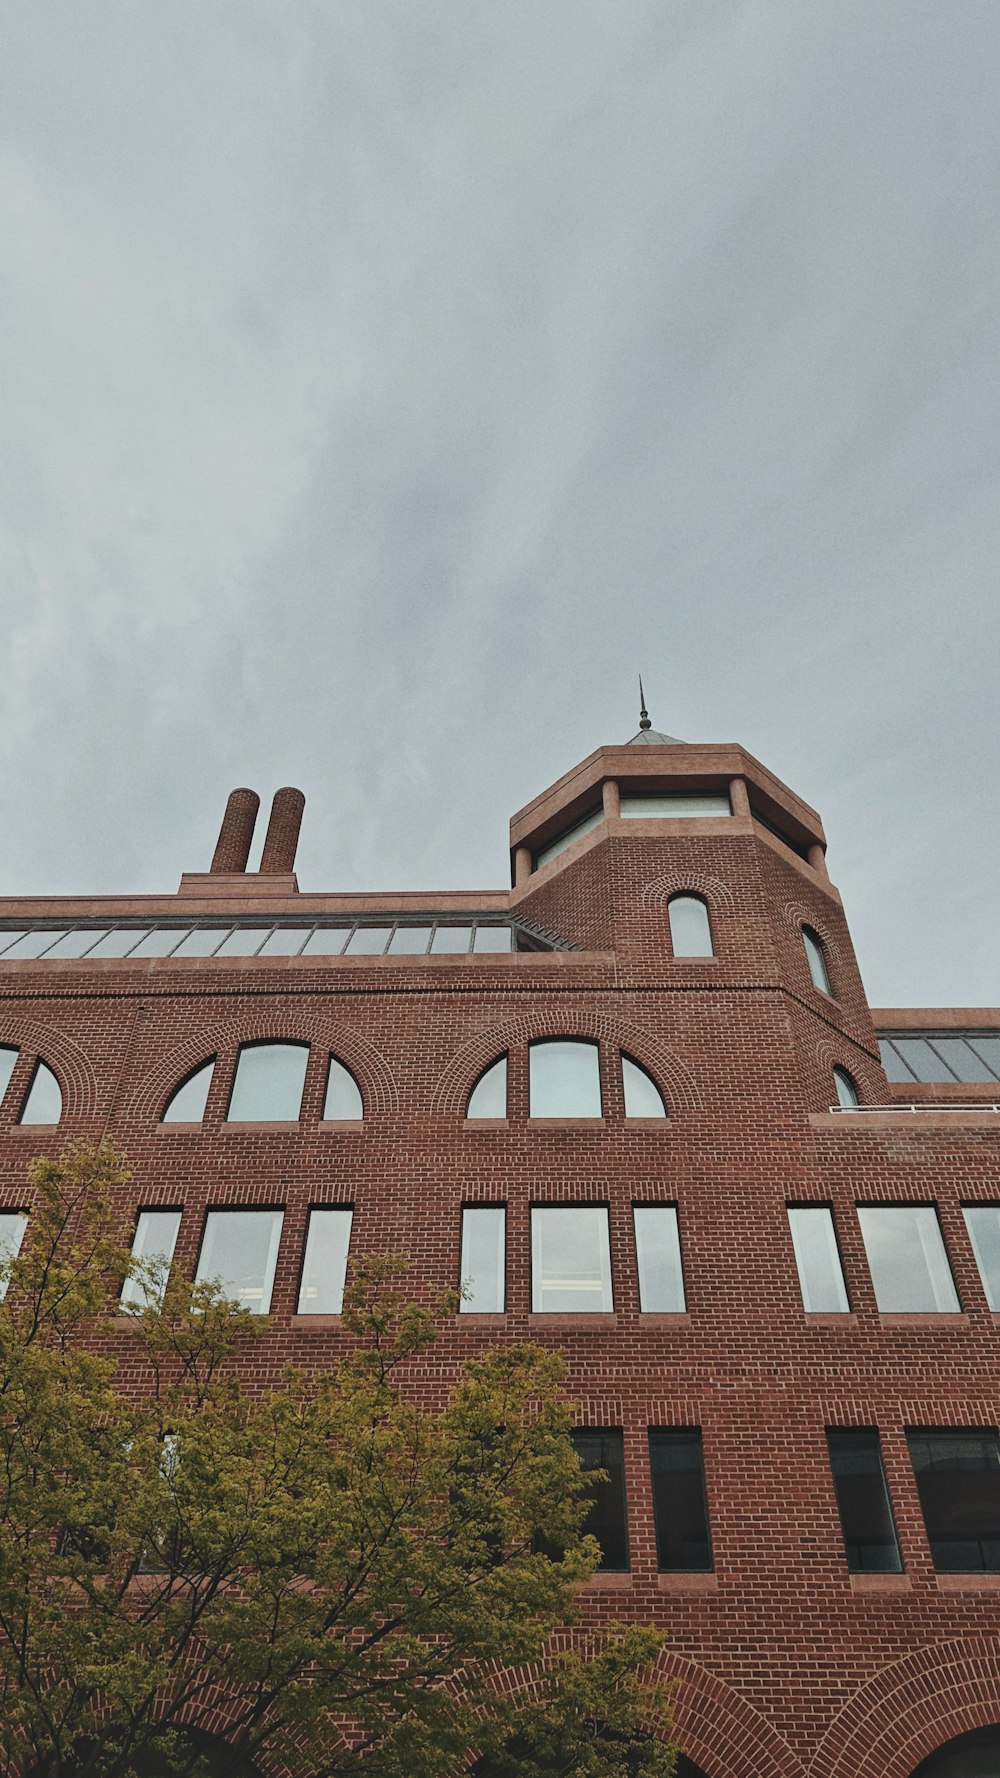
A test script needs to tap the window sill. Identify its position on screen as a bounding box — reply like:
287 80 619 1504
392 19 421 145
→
457 1312 507 1325
936 1570 1000 1590
623 1117 671 1130
221 1121 302 1131
849 1571 911 1593
292 1314 344 1328
463 1119 509 1131
804 1312 857 1325
318 1120 364 1131
636 1312 691 1325
528 1313 617 1327
657 1570 717 1592
878 1313 969 1326
157 1121 204 1133
579 1571 631 1591
526 1118 605 1129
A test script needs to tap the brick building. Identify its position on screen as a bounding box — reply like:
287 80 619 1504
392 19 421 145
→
1 716 1000 1778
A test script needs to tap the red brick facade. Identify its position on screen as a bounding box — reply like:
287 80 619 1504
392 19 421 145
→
2 739 999 1777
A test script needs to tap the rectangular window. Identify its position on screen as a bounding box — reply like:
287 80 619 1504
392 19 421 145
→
827 1430 902 1572
459 1206 506 1313
120 1209 182 1310
906 1430 1000 1572
633 1206 685 1311
226 1044 308 1121
619 794 731 818
297 1208 353 1314
962 1206 1000 1310
572 1430 629 1571
0 1210 27 1301
195 1209 284 1314
788 1206 850 1312
856 1205 960 1312
531 1206 613 1312
528 1041 602 1118
648 1429 713 1571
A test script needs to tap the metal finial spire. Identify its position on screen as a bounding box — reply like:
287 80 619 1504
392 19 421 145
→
638 676 651 732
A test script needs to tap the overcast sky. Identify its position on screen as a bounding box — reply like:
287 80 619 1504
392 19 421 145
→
2 1 998 1008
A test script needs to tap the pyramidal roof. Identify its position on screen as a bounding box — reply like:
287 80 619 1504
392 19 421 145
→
625 679 685 746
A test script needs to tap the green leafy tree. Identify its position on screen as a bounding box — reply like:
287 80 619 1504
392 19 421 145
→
0 1144 675 1778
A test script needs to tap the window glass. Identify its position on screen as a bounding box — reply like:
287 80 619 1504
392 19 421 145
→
907 1430 1000 1572
466 1056 508 1119
195 1209 284 1314
473 926 513 952
930 1039 996 1083
0 1211 28 1301
962 1206 1000 1310
833 1067 860 1108
529 1040 602 1118
387 926 433 954
892 1039 957 1084
0 932 28 956
344 926 393 955
857 1206 960 1312
226 1044 308 1122
128 929 189 957
668 896 713 958
301 928 352 956
909 1727 1000 1778
802 928 832 994
171 929 232 957
633 1206 685 1311
86 929 149 957
323 1057 363 1120
120 1210 182 1310
534 807 603 871
648 1430 713 1571
620 794 730 818
878 1039 916 1082
19 1062 62 1126
0 1047 18 1106
572 1430 629 1571
531 1206 613 1312
432 926 474 953
0 930 69 959
827 1430 902 1572
622 1056 667 1118
788 1207 850 1312
258 928 311 956
162 1060 215 1123
297 1209 352 1313
214 929 270 957
969 1035 1000 1076
43 930 111 958
459 1207 506 1313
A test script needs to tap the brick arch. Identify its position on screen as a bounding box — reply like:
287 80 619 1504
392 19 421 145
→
121 1013 399 1122
641 873 736 912
430 1010 702 1116
655 1650 805 1778
812 1037 885 1106
0 1016 99 1119
809 1635 1000 1778
782 900 840 958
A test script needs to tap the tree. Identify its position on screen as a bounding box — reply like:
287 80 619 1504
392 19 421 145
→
0 1144 676 1778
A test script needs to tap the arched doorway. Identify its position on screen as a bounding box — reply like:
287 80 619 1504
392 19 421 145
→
910 1725 1000 1778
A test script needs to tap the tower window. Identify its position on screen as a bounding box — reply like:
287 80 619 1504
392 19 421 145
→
667 895 714 959
833 1067 860 1108
802 927 832 995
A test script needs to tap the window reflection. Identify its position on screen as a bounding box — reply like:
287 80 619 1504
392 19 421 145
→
529 1040 602 1118
19 1062 62 1126
668 896 713 958
531 1206 613 1312
195 1209 284 1313
466 1056 508 1119
323 1057 363 1120
227 1044 309 1122
162 1060 215 1124
297 1209 352 1313
622 1055 667 1117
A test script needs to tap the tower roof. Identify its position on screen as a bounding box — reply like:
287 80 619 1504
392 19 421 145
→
626 677 685 746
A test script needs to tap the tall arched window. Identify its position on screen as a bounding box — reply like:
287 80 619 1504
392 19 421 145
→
323 1056 363 1120
622 1054 667 1118
162 1059 215 1123
226 1043 309 1122
802 926 832 995
833 1066 859 1108
19 1062 62 1126
466 1055 508 1119
668 895 714 958
528 1039 602 1118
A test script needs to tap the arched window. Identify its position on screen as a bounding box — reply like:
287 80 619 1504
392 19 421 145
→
323 1056 363 1120
622 1054 667 1118
466 1055 508 1119
802 926 832 995
910 1725 1000 1777
528 1039 602 1118
833 1066 859 1108
19 1061 62 1126
0 1046 18 1109
162 1059 215 1123
226 1042 309 1122
668 895 714 958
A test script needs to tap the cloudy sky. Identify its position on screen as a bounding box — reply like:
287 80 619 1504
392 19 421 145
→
2 1 998 1008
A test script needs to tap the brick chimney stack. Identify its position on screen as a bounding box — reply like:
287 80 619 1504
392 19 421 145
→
259 788 305 875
